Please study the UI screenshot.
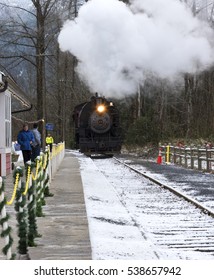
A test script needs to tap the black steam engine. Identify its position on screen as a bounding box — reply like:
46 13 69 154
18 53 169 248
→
73 94 122 156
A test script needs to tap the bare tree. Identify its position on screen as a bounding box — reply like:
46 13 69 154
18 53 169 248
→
0 0 88 146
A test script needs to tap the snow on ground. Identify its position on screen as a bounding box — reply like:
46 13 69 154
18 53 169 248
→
77 153 160 260
71 151 214 260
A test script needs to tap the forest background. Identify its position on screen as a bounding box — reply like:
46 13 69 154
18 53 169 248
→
0 0 214 150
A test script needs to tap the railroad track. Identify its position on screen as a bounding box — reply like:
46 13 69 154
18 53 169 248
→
113 157 214 218
92 157 214 259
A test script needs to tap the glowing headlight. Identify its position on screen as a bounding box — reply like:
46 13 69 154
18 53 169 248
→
97 105 105 113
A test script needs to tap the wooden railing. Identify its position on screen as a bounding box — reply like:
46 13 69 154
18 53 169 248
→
160 145 214 172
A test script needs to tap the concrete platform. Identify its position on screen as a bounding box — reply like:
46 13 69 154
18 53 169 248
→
29 152 92 259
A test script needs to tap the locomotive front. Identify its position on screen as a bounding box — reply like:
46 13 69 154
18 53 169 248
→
73 95 122 155
90 97 111 134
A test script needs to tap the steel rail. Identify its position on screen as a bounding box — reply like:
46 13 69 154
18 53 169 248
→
113 157 214 218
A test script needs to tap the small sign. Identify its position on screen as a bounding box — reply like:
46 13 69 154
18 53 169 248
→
45 123 54 131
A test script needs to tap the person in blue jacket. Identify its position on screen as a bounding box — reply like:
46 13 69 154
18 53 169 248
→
17 123 35 164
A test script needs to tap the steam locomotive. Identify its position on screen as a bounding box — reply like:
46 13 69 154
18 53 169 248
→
73 94 122 156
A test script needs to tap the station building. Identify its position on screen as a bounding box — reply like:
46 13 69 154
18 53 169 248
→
0 72 31 177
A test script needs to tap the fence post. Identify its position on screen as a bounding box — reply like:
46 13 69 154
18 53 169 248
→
166 145 170 164
184 147 187 168
36 157 45 217
27 162 40 247
206 148 211 172
198 147 202 170
44 150 53 197
173 146 176 164
0 177 14 260
15 168 30 260
190 148 194 169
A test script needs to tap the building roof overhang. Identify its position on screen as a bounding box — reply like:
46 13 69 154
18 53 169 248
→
0 71 32 114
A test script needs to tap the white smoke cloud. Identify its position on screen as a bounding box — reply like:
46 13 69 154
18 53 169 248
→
58 0 214 97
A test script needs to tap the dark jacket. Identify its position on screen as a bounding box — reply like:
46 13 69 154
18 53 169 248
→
17 130 35 151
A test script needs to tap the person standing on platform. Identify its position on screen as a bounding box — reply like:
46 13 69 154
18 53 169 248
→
31 123 41 161
17 123 35 164
46 133 54 152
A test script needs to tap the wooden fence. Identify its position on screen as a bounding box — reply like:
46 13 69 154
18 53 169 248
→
160 145 214 172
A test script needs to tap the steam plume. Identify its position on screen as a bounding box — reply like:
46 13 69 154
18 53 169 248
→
58 0 214 97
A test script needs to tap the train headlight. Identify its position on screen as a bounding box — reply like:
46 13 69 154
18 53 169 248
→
97 105 105 113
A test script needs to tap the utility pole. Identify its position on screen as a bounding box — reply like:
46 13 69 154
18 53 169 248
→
33 0 51 151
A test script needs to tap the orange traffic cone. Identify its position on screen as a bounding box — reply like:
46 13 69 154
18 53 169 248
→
157 148 162 164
